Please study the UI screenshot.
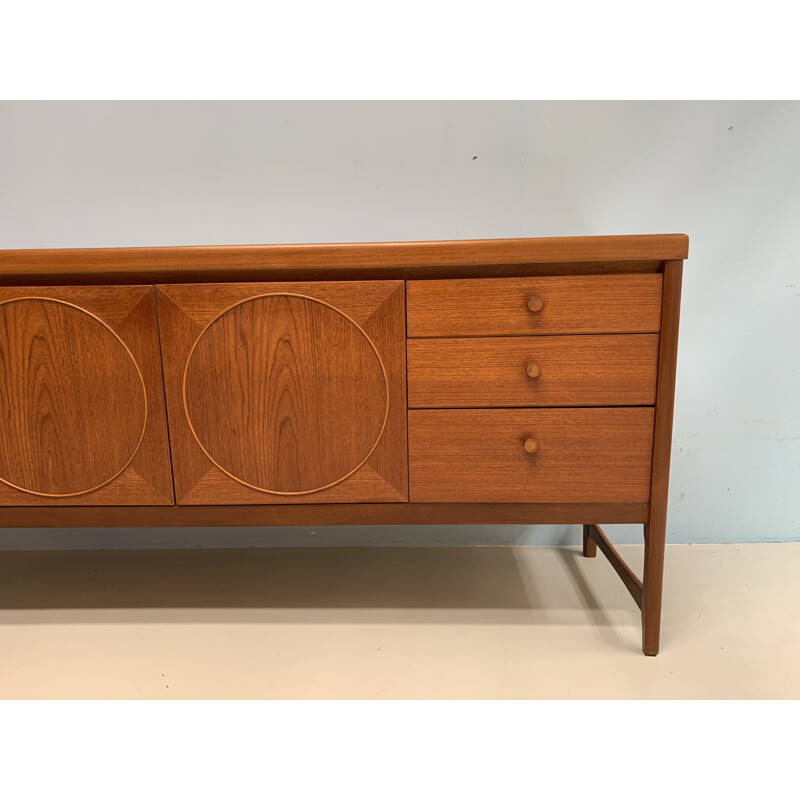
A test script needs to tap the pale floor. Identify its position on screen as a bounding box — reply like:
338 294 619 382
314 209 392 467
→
0 543 797 699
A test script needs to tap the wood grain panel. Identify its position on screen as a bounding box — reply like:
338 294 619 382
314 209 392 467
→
0 235 689 285
157 281 408 505
408 408 654 503
184 294 387 494
159 281 400 329
0 286 173 506
407 334 659 408
0 298 145 496
406 274 663 337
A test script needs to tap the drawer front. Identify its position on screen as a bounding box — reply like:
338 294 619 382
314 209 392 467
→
408 408 654 503
406 274 662 337
407 334 658 408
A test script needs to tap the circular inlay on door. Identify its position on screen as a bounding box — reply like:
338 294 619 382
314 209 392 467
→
0 298 147 497
183 294 389 495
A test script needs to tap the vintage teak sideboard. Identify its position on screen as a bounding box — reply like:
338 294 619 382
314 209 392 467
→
0 234 686 655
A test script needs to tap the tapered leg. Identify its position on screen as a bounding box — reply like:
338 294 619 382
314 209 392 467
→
641 519 666 655
582 524 597 557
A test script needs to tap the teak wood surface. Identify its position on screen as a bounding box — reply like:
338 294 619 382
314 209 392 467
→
0 234 687 656
641 259 683 656
0 285 172 506
183 294 388 495
0 234 688 285
407 334 659 408
156 280 408 504
406 274 663 337
408 407 655 503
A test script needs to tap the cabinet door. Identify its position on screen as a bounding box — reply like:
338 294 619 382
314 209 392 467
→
156 281 408 504
0 286 173 506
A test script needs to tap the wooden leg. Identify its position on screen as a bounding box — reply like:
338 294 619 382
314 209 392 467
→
585 523 643 607
641 517 666 656
640 258 683 656
582 524 597 557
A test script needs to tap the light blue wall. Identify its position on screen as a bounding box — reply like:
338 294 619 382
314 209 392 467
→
1 101 798 547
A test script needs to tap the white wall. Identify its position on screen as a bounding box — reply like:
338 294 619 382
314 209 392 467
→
0 101 798 547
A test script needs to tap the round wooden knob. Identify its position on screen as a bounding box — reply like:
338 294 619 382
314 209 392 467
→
526 362 541 378
523 438 538 454
527 294 543 312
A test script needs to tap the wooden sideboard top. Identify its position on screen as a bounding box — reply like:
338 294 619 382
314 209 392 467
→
0 234 688 285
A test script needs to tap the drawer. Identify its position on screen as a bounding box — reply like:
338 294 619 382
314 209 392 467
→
408 408 654 503
407 334 658 408
406 274 662 337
